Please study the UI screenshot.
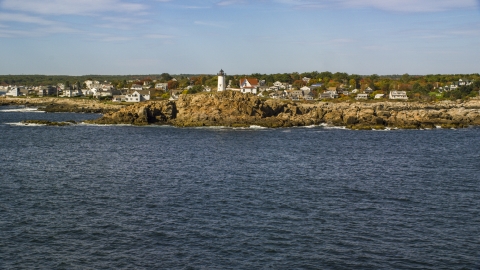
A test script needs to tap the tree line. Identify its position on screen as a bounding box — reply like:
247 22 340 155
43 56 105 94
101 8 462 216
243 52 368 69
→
2 72 479 100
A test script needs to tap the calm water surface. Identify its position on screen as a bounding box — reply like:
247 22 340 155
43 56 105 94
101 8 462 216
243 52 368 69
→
0 106 479 269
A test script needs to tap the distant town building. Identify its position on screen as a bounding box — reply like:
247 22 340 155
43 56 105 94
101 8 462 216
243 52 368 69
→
124 90 150 102
364 87 373 94
310 83 323 89
356 93 369 100
320 91 338 99
5 86 21 97
239 78 259 94
389 91 408 100
155 83 168 90
38 86 56 97
130 84 143 91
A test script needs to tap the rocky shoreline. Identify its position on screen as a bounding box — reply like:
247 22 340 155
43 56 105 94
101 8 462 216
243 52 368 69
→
1 97 123 113
85 91 480 129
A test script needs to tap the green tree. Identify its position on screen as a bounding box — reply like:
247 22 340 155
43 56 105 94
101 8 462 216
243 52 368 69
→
188 85 204 94
160 73 172 82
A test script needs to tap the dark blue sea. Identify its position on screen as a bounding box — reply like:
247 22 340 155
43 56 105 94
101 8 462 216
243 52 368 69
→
1 106 479 269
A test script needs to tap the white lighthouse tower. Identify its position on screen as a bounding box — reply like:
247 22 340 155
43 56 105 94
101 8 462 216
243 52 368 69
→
217 69 226 92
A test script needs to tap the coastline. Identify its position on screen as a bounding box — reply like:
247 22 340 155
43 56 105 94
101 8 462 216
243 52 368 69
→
0 97 124 113
3 93 480 129
87 92 480 129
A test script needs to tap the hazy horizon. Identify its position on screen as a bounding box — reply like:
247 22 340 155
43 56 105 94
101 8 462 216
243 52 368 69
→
1 0 480 75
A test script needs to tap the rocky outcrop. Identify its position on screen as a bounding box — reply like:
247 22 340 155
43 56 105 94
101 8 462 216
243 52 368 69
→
0 97 123 113
87 91 480 129
90 101 176 125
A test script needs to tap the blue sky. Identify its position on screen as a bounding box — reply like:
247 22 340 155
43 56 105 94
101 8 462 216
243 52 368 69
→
0 0 479 75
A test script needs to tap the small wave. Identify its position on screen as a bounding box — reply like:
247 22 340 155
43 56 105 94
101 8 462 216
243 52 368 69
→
6 122 46 126
191 126 227 129
319 123 347 130
78 122 134 127
249 125 268 129
0 107 42 113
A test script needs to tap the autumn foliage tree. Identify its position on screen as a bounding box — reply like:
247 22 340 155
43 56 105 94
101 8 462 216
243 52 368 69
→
167 80 179 89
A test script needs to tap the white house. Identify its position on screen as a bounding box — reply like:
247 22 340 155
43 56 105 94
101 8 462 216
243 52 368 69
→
63 88 83 97
389 91 408 100
89 88 100 96
239 78 259 94
6 87 21 97
124 90 150 102
320 91 338 99
84 80 93 89
130 84 143 91
112 95 126 102
374 94 385 99
302 77 311 83
102 83 114 91
155 83 168 90
273 81 287 89
84 80 101 89
93 89 114 98
449 82 458 90
356 93 368 100
81 89 93 96
300 86 311 92
459 79 473 86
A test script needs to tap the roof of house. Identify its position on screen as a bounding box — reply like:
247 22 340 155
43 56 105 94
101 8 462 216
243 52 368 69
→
240 78 259 86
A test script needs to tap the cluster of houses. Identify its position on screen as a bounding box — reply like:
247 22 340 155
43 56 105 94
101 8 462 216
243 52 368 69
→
1 74 475 103
213 70 411 101
224 77 408 101
0 80 152 102
437 78 474 92
227 75 475 101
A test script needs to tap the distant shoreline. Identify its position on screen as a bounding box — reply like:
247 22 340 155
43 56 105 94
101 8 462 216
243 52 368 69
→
0 97 123 113
3 94 480 130
85 92 480 130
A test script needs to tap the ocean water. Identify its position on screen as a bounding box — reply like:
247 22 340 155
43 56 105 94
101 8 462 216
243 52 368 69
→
1 106 479 269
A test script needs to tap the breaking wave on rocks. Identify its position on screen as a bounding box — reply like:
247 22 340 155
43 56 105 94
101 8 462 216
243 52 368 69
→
0 107 42 113
5 122 46 126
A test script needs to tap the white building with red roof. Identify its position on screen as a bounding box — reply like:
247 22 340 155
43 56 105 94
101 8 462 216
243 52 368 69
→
239 78 259 94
